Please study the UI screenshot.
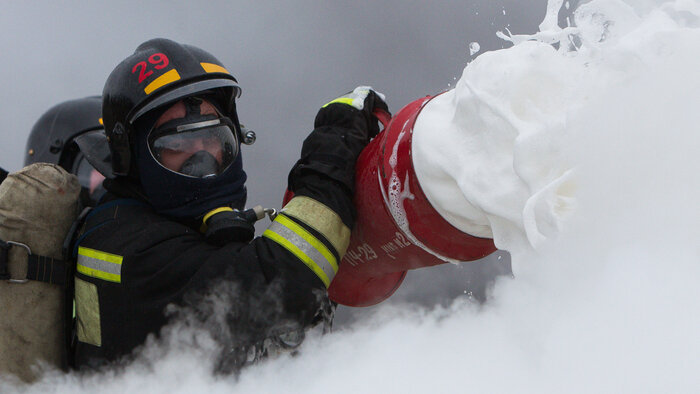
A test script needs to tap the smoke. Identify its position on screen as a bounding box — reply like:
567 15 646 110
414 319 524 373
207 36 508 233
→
2 0 699 392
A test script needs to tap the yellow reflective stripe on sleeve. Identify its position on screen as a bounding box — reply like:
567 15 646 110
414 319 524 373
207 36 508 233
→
275 214 338 273
281 196 351 258
322 97 356 108
322 87 373 109
263 215 338 288
144 69 181 95
77 246 123 283
263 229 330 287
200 62 230 75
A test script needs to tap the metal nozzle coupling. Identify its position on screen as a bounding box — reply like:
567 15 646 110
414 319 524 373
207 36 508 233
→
251 205 277 221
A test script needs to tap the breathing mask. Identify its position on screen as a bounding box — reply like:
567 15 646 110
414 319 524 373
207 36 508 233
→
146 97 239 179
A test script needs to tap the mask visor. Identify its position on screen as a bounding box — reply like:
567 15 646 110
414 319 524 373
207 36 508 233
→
148 118 238 178
72 153 107 204
73 129 114 179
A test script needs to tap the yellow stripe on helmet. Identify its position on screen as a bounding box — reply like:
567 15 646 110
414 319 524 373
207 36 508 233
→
144 69 182 95
200 62 230 75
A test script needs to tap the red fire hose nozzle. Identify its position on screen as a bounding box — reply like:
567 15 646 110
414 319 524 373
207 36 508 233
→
285 96 497 307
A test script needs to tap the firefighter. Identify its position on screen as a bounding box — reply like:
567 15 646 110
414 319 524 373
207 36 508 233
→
24 96 110 206
72 38 388 370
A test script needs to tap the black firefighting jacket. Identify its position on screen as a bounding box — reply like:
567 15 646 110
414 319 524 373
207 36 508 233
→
72 103 372 368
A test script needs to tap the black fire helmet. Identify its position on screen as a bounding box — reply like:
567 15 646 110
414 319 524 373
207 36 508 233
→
101 38 243 176
25 96 103 169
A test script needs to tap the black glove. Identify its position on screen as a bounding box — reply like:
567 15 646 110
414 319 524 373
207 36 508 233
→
314 86 390 142
288 87 390 228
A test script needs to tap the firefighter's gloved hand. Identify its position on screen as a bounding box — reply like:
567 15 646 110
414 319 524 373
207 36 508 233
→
314 86 390 142
290 86 390 228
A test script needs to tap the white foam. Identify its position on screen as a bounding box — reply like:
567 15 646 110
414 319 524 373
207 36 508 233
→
413 0 699 255
469 41 481 56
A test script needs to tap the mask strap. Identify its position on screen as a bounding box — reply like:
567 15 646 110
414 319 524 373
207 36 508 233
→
184 97 204 116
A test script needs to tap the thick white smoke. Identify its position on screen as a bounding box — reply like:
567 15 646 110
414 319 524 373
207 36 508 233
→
2 0 699 392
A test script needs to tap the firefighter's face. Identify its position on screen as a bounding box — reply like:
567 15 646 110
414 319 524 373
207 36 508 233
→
150 99 230 176
155 100 222 171
157 132 224 173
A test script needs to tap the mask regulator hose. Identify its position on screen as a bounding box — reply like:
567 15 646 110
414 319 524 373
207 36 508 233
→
201 205 277 245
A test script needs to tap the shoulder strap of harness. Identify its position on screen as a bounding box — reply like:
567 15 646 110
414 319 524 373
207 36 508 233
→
82 198 146 225
0 239 70 286
70 198 147 258
0 207 93 287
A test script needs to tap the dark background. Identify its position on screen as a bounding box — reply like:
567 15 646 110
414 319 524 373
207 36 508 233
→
0 0 554 324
